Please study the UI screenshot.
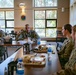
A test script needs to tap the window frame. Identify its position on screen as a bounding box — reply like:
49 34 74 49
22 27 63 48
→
34 9 57 38
5 19 14 28
0 10 14 33
0 0 14 8
34 0 58 7
45 19 57 28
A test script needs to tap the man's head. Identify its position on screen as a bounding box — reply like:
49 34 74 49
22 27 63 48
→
72 25 76 41
25 24 30 32
62 24 72 36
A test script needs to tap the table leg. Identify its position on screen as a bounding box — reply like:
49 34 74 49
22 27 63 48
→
5 46 8 57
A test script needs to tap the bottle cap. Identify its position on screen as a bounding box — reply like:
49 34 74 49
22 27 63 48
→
48 47 52 52
18 58 23 62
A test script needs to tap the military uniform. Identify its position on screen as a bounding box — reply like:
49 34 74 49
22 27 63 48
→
58 37 74 68
16 30 40 41
0 30 5 37
57 47 76 75
15 30 40 53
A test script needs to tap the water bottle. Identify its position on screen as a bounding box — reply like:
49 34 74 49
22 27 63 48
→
47 47 52 73
37 38 41 45
48 47 52 56
16 58 24 75
48 56 51 73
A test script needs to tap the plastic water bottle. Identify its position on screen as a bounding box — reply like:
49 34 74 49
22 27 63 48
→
37 38 41 45
47 46 52 73
17 58 24 75
48 47 52 56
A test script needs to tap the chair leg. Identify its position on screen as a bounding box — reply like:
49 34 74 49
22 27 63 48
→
4 53 6 60
0 57 3 63
5 47 8 58
56 42 59 51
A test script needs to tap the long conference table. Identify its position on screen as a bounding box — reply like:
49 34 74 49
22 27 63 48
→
0 44 61 75
0 40 24 58
0 40 34 57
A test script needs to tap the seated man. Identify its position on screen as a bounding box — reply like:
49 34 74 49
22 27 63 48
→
58 24 74 68
16 24 40 53
57 25 76 75
16 24 40 42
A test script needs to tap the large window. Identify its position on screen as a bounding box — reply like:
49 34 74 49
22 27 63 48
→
34 0 57 38
0 0 14 8
0 11 14 33
0 0 14 33
34 0 57 7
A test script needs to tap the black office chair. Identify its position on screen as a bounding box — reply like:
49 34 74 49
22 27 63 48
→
56 30 66 51
56 30 63 42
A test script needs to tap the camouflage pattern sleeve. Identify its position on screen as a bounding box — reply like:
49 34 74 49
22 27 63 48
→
57 48 76 75
0 30 5 37
65 48 76 70
61 40 74 58
33 30 40 39
15 32 24 41
58 38 74 59
57 69 73 75
58 39 68 55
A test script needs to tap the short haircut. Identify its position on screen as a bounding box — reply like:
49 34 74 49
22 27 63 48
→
64 24 72 34
73 25 76 33
25 24 29 27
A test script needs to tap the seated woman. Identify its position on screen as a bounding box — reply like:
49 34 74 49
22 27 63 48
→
57 25 76 75
58 24 74 68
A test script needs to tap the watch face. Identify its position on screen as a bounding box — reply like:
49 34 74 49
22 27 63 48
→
21 15 26 20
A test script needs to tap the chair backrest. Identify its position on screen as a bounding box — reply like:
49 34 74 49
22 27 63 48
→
56 30 63 37
4 38 12 44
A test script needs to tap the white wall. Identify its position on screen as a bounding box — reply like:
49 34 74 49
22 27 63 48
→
14 0 33 28
14 0 69 31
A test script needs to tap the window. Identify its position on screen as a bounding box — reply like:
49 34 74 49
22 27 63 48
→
0 0 14 34
0 0 14 8
0 11 14 33
34 0 57 7
34 0 57 38
34 10 57 38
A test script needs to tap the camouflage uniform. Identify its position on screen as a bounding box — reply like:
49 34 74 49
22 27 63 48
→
0 30 5 37
16 30 40 42
57 47 76 75
16 30 40 53
58 37 74 68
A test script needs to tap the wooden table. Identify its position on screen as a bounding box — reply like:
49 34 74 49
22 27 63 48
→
0 41 24 58
24 45 61 75
0 47 24 75
0 45 61 75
